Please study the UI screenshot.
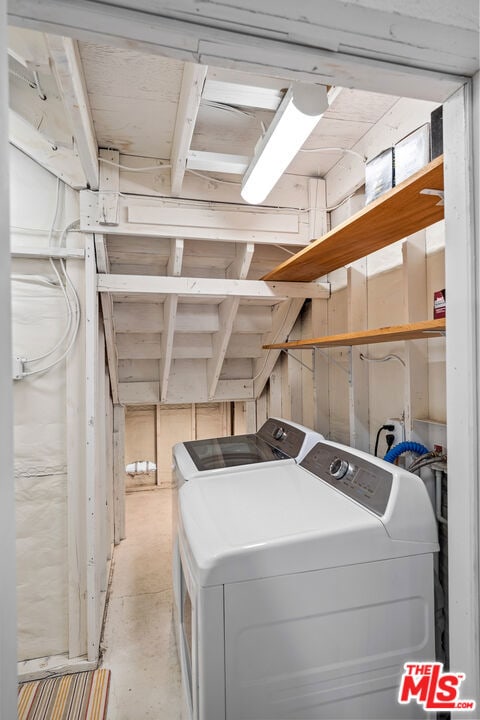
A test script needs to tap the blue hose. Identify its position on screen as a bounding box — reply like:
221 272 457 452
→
383 441 429 464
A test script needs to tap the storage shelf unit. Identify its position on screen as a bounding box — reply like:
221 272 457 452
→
263 318 446 350
262 155 444 282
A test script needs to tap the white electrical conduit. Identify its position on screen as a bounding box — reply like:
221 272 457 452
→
23 259 81 377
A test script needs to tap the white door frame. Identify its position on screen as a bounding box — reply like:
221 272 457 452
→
0 0 17 715
3 0 479 709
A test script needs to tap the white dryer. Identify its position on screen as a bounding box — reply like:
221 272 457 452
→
177 440 439 720
171 417 325 633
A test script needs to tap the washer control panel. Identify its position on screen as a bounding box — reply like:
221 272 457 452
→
258 418 306 459
301 442 393 516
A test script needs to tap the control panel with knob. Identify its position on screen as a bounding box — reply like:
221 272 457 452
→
329 456 354 480
273 426 287 442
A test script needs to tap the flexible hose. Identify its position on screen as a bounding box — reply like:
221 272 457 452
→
383 441 429 464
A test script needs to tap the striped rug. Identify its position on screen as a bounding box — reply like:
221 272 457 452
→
18 669 111 720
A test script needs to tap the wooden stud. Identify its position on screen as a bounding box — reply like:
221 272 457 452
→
95 234 119 403
207 243 254 398
113 404 126 543
170 63 207 196
160 238 184 402
253 298 305 398
47 35 99 190
97 274 329 299
85 234 99 661
96 149 120 226
245 400 256 433
9 109 87 188
66 247 87 658
402 232 428 438
347 260 370 451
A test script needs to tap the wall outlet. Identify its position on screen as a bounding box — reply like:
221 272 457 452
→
386 417 405 447
12 357 25 381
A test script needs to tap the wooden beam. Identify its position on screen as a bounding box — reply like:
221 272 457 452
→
253 298 305 397
97 274 329 299
170 63 207 195
97 149 120 225
202 77 283 110
84 234 99 661
264 318 446 349
7 1 465 101
187 150 249 174
80 190 310 245
94 235 119 403
160 238 184 402
47 35 99 189
9 109 86 188
66 243 87 658
262 156 445 282
11 246 84 259
113 404 125 544
207 243 254 398
403 232 429 439
347 260 369 451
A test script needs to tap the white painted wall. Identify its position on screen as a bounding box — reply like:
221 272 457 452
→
10 145 114 667
10 146 80 660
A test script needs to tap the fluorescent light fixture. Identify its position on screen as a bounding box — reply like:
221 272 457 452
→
241 83 328 205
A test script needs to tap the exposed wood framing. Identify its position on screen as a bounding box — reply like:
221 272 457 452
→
9 108 86 188
402 232 428 438
170 63 207 195
118 378 253 404
187 150 249 174
80 190 310 245
113 404 125 544
312 299 330 437
253 298 305 398
85 234 99 661
8 1 466 102
47 35 99 189
97 149 120 225
94 234 119 403
160 238 184 402
207 243 254 399
245 400 256 433
202 76 283 110
97 274 329 299
347 260 370 451
11 246 84 259
66 248 87 659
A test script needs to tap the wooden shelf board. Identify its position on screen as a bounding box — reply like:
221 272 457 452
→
262 156 444 282
263 318 446 350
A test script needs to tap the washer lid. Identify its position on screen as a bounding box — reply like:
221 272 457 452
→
178 463 438 587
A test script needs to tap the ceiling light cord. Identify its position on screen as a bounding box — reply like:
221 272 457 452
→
300 146 366 162
98 156 171 172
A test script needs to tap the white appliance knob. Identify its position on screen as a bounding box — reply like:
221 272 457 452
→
273 426 287 441
329 457 350 479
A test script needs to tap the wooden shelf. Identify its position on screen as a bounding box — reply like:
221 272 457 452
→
262 155 444 282
263 318 446 350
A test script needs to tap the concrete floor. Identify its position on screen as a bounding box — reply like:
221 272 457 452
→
102 488 183 719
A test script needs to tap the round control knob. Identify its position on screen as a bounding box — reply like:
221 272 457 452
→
329 457 351 479
273 426 287 441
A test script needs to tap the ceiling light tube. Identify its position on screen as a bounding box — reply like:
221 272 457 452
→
241 83 328 205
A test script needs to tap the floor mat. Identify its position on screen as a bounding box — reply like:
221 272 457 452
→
18 669 111 720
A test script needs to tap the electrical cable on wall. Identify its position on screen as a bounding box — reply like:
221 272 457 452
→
13 178 81 379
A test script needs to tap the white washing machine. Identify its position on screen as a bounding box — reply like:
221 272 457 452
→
177 440 439 720
171 417 325 637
